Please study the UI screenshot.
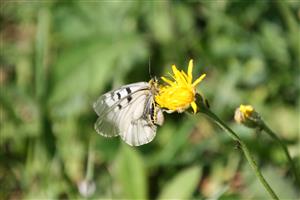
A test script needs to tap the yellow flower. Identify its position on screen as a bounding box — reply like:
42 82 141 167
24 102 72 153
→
235 104 255 124
234 104 262 128
239 104 254 118
155 59 206 113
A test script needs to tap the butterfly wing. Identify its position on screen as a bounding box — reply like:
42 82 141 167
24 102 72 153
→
118 93 157 146
93 82 150 116
93 82 158 146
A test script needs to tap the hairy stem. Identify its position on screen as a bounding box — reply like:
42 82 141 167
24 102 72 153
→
200 108 279 200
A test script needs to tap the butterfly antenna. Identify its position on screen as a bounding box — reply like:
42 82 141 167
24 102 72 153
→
148 57 153 79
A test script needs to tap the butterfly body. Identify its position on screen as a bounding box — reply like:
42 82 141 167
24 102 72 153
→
93 79 164 146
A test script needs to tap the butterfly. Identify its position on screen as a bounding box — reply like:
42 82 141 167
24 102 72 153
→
93 79 164 146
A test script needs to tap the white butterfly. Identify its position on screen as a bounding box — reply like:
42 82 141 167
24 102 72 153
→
93 79 164 146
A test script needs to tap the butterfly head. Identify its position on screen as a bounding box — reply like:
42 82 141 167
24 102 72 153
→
148 77 160 95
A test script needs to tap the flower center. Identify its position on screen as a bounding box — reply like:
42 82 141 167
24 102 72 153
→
156 86 195 110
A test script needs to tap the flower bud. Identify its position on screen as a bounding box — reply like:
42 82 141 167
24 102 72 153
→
234 105 262 128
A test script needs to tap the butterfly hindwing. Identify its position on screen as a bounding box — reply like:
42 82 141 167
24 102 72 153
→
118 93 157 146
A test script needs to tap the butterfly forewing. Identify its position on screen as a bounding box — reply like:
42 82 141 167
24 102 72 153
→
93 82 149 116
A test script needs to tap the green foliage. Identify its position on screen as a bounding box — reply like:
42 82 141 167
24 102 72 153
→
1 1 299 199
158 166 201 199
113 145 148 199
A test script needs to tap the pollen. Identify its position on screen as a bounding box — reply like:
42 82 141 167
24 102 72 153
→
155 59 206 113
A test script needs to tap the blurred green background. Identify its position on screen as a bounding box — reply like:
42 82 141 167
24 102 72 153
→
1 1 299 199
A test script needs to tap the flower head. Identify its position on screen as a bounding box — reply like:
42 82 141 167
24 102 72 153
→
234 104 262 128
155 59 206 113
239 105 254 118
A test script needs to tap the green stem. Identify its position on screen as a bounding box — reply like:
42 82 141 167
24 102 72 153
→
85 138 95 182
261 122 300 186
201 108 279 200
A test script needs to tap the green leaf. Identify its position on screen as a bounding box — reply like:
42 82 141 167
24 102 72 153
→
144 1 173 43
48 35 147 117
113 145 148 199
158 165 201 200
259 22 289 66
153 119 195 166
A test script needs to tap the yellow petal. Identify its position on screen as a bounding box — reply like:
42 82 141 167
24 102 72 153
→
172 66 187 85
172 65 179 76
172 65 182 81
177 72 188 86
181 70 189 81
167 72 176 81
192 74 206 87
161 76 175 86
239 104 254 112
191 101 197 113
239 104 254 117
188 59 193 83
